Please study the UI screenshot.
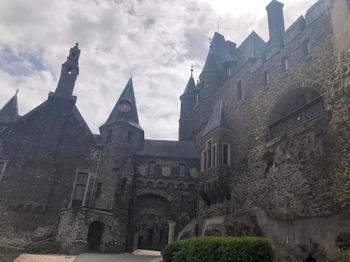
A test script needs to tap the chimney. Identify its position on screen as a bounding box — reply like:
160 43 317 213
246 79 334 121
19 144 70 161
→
266 0 285 43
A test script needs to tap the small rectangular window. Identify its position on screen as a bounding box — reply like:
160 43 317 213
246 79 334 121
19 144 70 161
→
282 57 289 72
72 172 89 207
222 144 230 165
148 161 156 176
0 160 7 182
304 40 311 56
264 71 270 86
236 81 242 101
178 164 186 177
181 195 190 212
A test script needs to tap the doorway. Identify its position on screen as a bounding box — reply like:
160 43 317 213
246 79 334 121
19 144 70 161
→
87 221 104 252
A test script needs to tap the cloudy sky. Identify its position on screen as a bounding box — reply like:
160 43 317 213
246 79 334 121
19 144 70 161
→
0 0 315 139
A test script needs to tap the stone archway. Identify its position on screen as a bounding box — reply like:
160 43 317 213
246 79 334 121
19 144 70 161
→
135 213 169 251
87 221 104 252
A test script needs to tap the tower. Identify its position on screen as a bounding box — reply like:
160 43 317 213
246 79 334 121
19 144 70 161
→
199 33 223 100
55 43 80 97
100 78 144 152
179 67 197 141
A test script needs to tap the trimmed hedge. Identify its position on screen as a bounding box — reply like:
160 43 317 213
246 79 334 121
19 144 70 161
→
163 236 275 262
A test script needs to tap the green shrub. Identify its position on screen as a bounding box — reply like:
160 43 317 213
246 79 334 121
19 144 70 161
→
163 236 275 262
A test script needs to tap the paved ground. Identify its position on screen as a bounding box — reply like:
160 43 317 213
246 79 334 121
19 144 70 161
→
14 254 76 262
14 250 161 262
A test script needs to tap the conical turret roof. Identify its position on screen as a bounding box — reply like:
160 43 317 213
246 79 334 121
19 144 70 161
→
102 78 141 128
183 74 196 95
0 91 19 123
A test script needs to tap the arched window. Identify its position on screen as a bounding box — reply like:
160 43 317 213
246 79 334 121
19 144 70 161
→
282 57 289 72
268 88 325 139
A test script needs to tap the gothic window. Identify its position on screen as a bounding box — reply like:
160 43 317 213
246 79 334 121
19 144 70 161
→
268 88 324 139
178 164 186 177
180 195 190 212
0 160 7 182
106 130 112 143
282 57 289 72
264 71 270 86
148 161 156 176
222 144 231 165
71 172 89 208
236 81 242 101
303 39 311 56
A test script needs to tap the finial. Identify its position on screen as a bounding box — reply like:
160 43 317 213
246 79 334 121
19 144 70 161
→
75 43 79 46
190 65 194 76
15 89 19 95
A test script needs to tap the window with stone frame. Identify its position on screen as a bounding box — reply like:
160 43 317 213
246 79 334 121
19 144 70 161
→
95 182 102 198
148 161 156 176
0 160 7 182
178 164 186 177
201 139 217 172
71 171 89 208
222 143 231 166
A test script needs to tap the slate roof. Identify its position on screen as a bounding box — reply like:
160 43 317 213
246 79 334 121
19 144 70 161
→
102 78 141 128
201 99 228 137
182 74 196 95
0 92 19 123
135 139 199 159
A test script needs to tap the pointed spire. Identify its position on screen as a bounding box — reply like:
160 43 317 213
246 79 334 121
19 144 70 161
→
55 43 80 97
201 99 228 137
0 91 19 123
182 66 197 95
102 78 140 128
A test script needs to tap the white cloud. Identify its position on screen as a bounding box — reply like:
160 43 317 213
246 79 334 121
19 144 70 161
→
0 0 317 139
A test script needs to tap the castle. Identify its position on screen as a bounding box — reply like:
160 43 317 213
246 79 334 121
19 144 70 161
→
0 0 349 261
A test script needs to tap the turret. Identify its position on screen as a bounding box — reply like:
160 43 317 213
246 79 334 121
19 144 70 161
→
199 33 224 100
100 78 144 152
179 68 197 141
55 43 80 97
